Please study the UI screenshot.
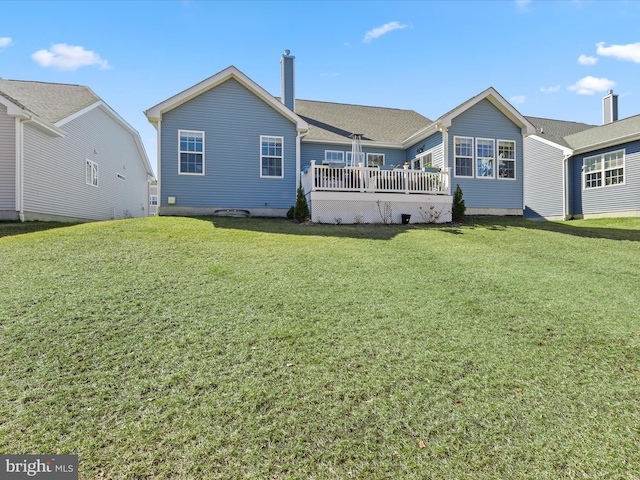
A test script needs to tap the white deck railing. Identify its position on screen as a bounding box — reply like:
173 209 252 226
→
301 160 450 195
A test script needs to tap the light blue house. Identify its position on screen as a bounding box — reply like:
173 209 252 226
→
524 91 640 220
145 51 534 224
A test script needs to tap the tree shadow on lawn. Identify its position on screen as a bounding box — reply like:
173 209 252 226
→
204 216 639 242
203 216 415 240
454 216 640 242
0 221 70 239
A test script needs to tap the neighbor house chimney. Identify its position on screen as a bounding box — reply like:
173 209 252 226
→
281 50 295 112
603 90 618 125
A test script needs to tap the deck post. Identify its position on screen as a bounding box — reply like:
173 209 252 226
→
404 164 410 194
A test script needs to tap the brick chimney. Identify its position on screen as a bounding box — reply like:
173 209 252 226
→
281 50 295 112
602 90 618 125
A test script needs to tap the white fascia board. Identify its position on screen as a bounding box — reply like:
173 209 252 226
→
439 87 536 136
571 133 640 156
301 137 404 150
144 66 309 131
401 122 440 148
0 94 25 116
57 101 155 177
527 135 573 157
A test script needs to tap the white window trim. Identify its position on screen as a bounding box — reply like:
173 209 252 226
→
178 130 205 176
324 150 345 164
413 151 435 170
150 195 158 206
476 138 495 179
497 139 517 181
86 159 98 187
453 136 474 178
366 153 385 167
583 149 625 190
260 135 285 179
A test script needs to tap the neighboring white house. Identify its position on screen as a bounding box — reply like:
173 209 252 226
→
0 79 155 222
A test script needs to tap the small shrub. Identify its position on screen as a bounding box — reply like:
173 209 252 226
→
286 206 295 219
452 184 466 222
294 183 309 223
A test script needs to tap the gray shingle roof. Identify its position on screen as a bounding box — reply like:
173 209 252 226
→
294 99 432 144
525 116 595 148
0 79 99 123
563 113 640 151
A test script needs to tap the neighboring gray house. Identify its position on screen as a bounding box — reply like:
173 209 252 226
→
524 91 640 220
145 51 533 224
0 79 154 222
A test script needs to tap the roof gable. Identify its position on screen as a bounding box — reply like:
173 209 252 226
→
0 79 99 123
525 116 595 149
145 66 308 131
438 87 535 135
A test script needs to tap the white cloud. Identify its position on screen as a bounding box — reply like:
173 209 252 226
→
510 95 526 104
578 54 597 65
596 41 640 63
568 76 615 95
0 37 12 48
363 21 408 43
31 43 111 71
540 85 561 93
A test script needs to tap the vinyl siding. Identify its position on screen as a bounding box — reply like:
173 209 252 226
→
160 78 298 209
570 140 640 215
0 105 15 210
447 99 523 211
22 105 149 220
405 132 444 168
523 137 566 219
301 142 405 168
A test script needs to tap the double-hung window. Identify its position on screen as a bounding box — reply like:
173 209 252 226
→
476 138 495 178
367 153 385 167
584 150 624 189
454 137 473 177
324 150 344 165
497 140 516 179
86 159 98 187
179 130 204 175
261 136 284 178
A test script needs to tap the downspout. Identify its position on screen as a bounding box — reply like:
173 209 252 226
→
439 126 451 195
156 120 162 214
562 153 572 221
296 129 308 186
15 117 24 222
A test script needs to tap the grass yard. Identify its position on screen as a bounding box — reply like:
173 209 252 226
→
1 216 639 479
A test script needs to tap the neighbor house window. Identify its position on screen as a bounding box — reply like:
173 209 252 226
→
454 137 473 177
497 140 516 179
367 153 385 167
476 138 495 178
86 159 98 187
324 150 344 165
584 150 624 189
179 130 204 175
150 195 158 206
261 136 284 178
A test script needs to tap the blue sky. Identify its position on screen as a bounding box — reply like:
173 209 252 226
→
2 0 640 175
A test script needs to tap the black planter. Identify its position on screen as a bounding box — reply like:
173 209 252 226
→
401 214 411 224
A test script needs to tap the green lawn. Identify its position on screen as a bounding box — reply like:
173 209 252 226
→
1 216 639 479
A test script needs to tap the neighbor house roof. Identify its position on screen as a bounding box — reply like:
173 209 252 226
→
0 79 100 123
525 116 595 149
564 113 640 153
295 99 432 145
